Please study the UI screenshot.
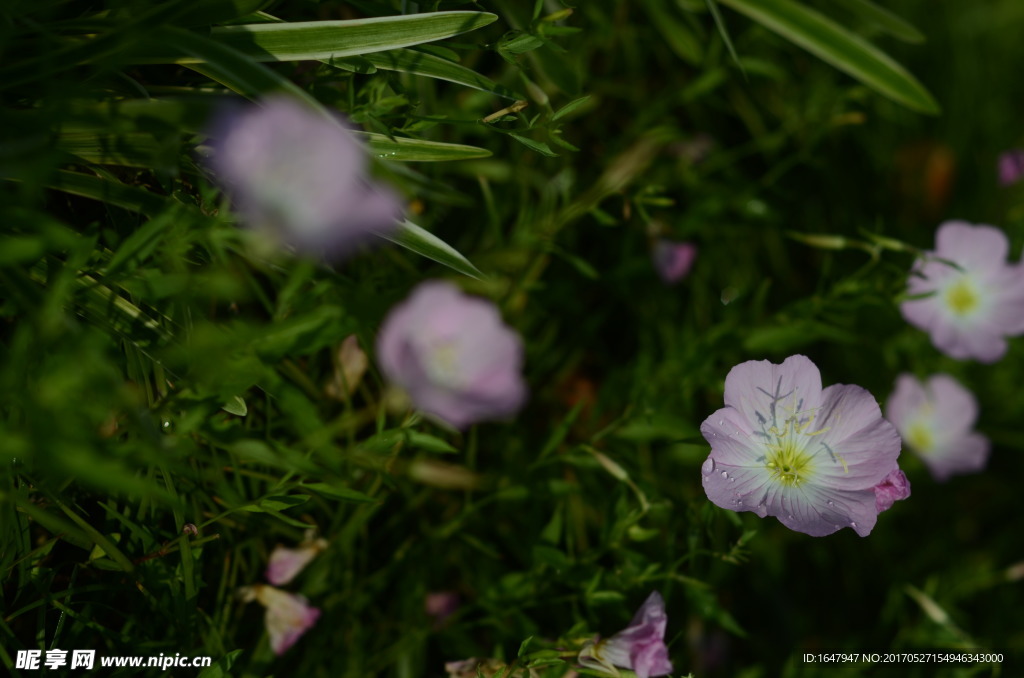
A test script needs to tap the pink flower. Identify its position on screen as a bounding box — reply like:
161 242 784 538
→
700 355 906 537
900 221 1024 363
265 534 328 586
240 585 320 655
577 591 674 678
209 96 402 258
652 239 697 284
998 149 1024 187
425 591 460 627
885 373 990 481
376 281 527 429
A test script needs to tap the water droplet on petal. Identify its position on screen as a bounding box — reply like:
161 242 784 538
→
701 458 715 476
850 521 858 528
718 420 724 426
721 471 729 479
827 500 834 507
728 477 735 482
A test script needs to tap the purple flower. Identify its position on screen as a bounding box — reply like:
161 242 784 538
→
376 281 527 429
999 149 1024 187
652 239 697 284
577 591 673 678
208 96 402 257
700 355 905 537
900 221 1024 363
885 373 990 481
265 534 328 586
240 585 320 655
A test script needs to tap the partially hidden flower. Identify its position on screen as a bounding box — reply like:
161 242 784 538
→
239 585 320 655
208 96 402 258
444 658 537 678
652 239 697 284
376 281 527 429
700 355 907 537
578 591 673 678
885 373 990 481
900 221 1024 363
265 532 328 586
325 335 369 400
998 149 1024 187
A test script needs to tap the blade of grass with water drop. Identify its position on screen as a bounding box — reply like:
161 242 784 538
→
358 132 492 162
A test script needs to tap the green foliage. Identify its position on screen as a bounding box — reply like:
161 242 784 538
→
3 0 1024 677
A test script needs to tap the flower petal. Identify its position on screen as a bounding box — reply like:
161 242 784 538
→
935 221 1009 270
723 355 823 435
812 384 902 489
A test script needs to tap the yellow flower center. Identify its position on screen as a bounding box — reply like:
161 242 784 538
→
764 439 814 486
906 421 933 454
945 278 979 315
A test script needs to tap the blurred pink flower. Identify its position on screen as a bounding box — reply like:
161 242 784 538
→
425 591 460 627
900 221 1024 363
998 149 1024 186
209 96 402 258
578 591 673 678
652 239 697 284
266 534 328 586
240 585 320 655
885 373 990 481
700 355 905 537
376 281 526 429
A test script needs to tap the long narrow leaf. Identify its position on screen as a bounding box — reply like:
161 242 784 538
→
378 220 484 280
833 0 925 44
355 49 519 99
208 12 497 62
154 26 320 106
358 133 492 162
718 0 939 114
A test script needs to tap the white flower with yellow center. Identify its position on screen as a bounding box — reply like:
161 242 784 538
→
885 373 989 481
901 221 1024 363
700 355 908 537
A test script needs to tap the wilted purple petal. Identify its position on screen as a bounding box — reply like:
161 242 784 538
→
885 373 990 481
208 96 403 258
265 537 327 586
900 221 1024 363
701 355 904 537
998 149 1024 187
578 591 673 678
376 281 527 429
242 585 320 655
873 468 911 513
652 239 697 284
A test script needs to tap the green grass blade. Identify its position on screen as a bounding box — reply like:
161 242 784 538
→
358 132 492 162
237 12 518 98
357 49 520 99
45 170 170 216
208 11 498 62
834 0 925 44
155 26 319 104
378 220 484 280
718 0 939 114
